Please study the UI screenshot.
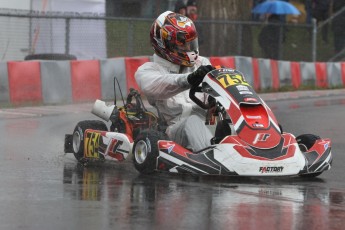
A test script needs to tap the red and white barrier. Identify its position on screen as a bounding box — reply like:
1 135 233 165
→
7 61 42 105
70 60 101 102
0 56 345 105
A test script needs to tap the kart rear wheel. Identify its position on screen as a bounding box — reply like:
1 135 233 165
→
72 120 108 161
296 134 322 178
133 130 167 174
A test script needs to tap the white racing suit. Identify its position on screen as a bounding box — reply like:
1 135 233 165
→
135 54 213 151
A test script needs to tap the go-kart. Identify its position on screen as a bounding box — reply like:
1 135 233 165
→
64 68 332 177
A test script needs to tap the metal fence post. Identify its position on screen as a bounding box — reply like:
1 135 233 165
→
65 18 70 55
29 15 32 54
312 18 317 62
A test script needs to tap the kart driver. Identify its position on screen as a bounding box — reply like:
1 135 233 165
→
135 11 214 151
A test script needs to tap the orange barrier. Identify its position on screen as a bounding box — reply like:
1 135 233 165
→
342 63 345 85
290 62 301 89
209 56 235 68
70 60 101 102
252 58 261 91
7 61 42 104
125 57 150 92
315 62 328 88
270 60 280 90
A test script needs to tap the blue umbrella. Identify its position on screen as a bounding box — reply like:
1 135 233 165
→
252 0 300 15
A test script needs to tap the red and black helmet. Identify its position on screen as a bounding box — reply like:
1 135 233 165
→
150 11 199 67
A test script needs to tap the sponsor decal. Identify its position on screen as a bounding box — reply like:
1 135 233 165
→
246 115 262 119
324 143 329 150
167 144 175 154
253 133 270 144
259 189 282 196
160 142 175 154
239 91 253 95
252 123 264 128
244 97 258 102
259 166 284 173
236 85 249 91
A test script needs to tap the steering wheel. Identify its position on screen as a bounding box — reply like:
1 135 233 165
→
189 85 216 110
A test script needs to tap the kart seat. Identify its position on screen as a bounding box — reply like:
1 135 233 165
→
211 119 232 144
148 98 168 133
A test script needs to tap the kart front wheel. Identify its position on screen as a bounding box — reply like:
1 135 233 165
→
296 134 321 152
133 130 166 174
296 134 322 178
72 120 108 161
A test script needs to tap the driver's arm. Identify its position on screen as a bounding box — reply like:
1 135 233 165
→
135 63 190 100
135 61 213 100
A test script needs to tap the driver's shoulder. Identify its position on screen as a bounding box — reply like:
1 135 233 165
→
198 56 212 65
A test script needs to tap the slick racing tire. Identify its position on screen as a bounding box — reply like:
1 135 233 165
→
133 129 167 174
296 134 322 178
72 120 108 161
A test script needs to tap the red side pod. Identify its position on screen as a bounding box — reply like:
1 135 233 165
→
158 141 192 158
107 138 125 161
309 138 332 157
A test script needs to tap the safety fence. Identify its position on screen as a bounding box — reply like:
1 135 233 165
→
1 56 345 106
0 9 344 63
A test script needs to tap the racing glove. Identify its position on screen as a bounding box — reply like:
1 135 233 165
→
187 65 215 87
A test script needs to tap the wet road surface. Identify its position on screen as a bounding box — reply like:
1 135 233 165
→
1 93 345 230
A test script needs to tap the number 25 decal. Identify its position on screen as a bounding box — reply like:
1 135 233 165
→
216 73 249 88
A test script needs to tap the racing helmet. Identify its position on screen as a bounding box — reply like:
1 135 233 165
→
150 11 199 67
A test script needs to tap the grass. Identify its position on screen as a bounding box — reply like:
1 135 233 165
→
106 19 152 57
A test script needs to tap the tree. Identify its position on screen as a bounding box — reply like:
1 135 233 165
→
197 0 254 57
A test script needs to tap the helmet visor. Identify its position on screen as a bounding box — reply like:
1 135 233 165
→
176 38 199 53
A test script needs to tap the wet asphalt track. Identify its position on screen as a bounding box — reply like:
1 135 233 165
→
1 91 345 230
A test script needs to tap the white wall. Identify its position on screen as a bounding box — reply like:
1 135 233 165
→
0 0 106 60
0 0 104 12
0 0 30 10
31 0 105 13
31 0 106 60
0 1 31 61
